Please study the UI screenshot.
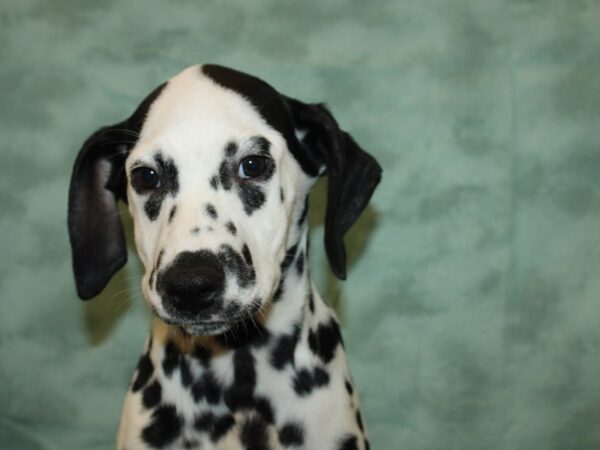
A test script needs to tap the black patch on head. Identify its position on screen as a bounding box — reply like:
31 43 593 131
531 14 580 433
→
142 152 180 221
279 422 304 447
295 251 304 276
345 379 354 396
206 204 218 219
242 244 253 267
132 354 154 392
308 318 343 364
219 161 232 191
141 404 183 448
225 141 238 157
211 414 236 441
192 371 222 405
225 221 237 235
217 244 256 289
142 380 162 409
338 435 359 450
191 226 200 234
292 366 330 396
168 205 177 224
201 65 320 176
209 175 219 190
240 416 269 450
238 183 266 215
270 325 300 370
356 410 364 432
162 341 180 377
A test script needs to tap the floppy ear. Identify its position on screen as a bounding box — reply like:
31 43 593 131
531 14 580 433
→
284 98 382 280
67 123 132 300
68 82 167 300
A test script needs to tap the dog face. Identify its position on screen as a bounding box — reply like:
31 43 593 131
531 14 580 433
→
68 64 381 335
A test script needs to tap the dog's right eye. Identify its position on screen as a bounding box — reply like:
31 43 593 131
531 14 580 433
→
131 167 160 191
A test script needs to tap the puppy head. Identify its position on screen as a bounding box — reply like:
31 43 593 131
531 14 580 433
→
68 65 381 335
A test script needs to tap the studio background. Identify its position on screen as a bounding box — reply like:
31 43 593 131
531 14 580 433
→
2 1 600 449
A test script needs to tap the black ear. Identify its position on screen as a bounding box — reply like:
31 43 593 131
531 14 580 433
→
68 83 167 299
284 98 382 279
68 123 132 299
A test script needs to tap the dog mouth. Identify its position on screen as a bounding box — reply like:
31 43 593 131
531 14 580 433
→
151 307 252 336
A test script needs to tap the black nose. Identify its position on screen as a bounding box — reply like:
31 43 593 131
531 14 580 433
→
157 251 225 315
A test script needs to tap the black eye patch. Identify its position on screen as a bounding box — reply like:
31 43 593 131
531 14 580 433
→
137 152 179 221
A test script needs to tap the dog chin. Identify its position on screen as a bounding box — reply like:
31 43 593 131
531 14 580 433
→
179 321 231 336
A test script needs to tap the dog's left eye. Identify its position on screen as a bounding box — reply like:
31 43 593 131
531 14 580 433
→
238 155 270 180
131 167 160 191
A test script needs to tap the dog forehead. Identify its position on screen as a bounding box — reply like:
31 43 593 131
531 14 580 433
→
136 65 284 154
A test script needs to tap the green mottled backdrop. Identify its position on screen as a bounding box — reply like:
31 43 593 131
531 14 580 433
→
2 0 600 449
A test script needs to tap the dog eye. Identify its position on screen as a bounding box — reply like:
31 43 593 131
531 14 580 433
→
131 167 160 191
238 156 270 180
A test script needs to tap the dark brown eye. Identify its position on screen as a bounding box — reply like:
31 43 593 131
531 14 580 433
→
131 167 160 191
238 155 270 180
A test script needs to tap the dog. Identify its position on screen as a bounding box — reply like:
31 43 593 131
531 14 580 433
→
68 64 381 450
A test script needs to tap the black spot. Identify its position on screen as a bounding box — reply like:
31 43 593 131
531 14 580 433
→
240 416 269 450
292 367 330 396
206 204 218 219
219 161 232 190
225 221 237 235
242 244 253 266
356 410 364 432
162 341 180 377
142 380 162 409
308 319 343 364
168 205 177 223
254 396 275 424
280 188 284 203
295 251 304 276
297 198 309 227
224 348 257 411
183 439 199 449
365 438 370 450
144 196 162 221
132 354 153 392
192 371 222 405
308 291 315 313
225 141 238 157
141 404 183 448
143 152 180 221
194 412 216 432
209 175 219 190
211 414 236 441
279 422 304 447
150 250 165 287
180 357 193 387
238 183 266 215
345 379 354 395
272 278 285 303
217 244 256 289
313 366 330 386
193 345 212 367
281 245 298 272
338 435 359 450
270 326 300 370
191 226 200 234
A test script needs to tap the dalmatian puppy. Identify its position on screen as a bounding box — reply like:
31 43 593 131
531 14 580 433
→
68 64 381 450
